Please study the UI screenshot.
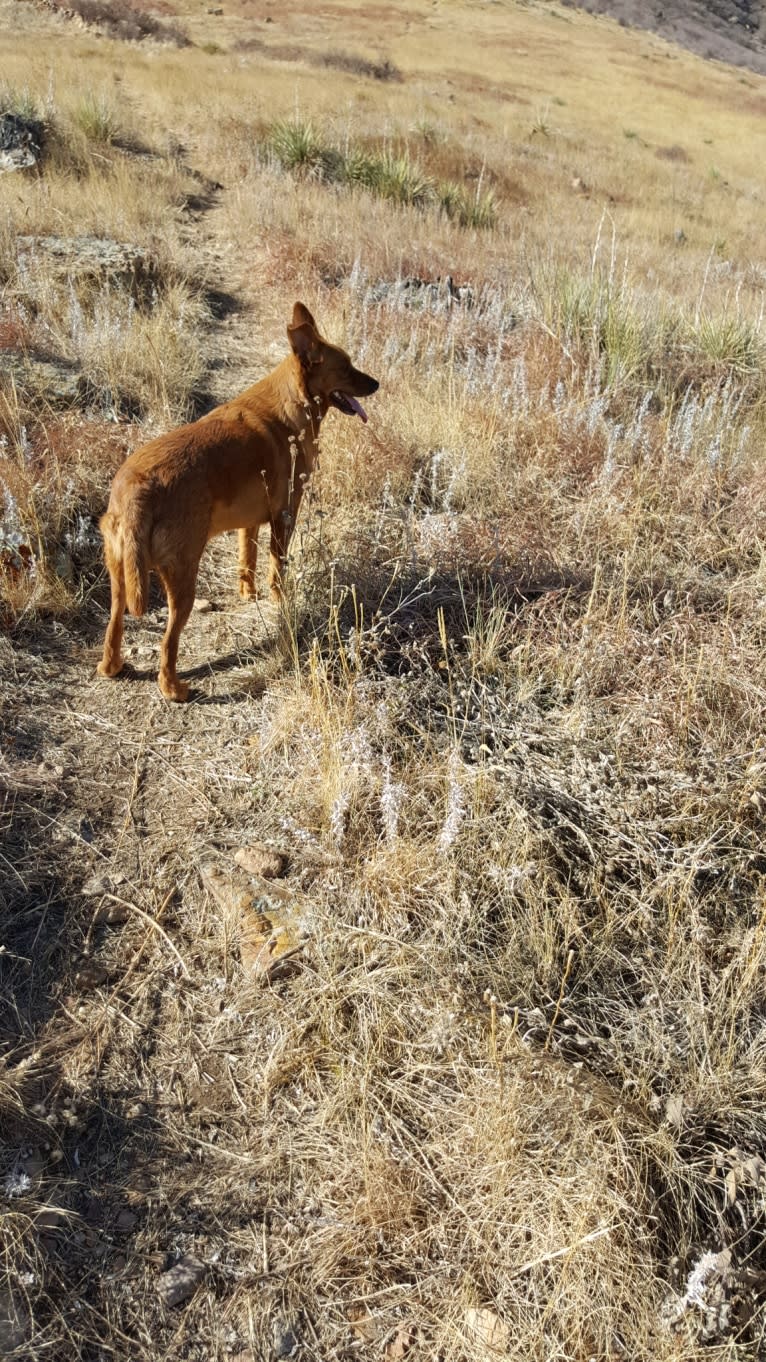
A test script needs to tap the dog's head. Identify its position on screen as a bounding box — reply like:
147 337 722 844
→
287 302 379 423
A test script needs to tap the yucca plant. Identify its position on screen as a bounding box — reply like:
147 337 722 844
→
267 117 339 179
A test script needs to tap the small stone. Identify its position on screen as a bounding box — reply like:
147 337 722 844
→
157 1256 205 1307
194 598 213 613
94 900 130 925
272 1319 298 1359
82 874 110 897
115 1209 138 1233
34 1207 67 1232
234 845 286 879
75 959 108 990
464 1307 509 1354
0 1283 30 1352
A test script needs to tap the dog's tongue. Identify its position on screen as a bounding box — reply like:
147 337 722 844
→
347 395 368 423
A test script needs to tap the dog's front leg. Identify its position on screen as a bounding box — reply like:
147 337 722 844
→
238 526 259 600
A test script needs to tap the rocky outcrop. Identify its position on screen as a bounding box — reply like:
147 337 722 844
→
564 0 766 73
0 351 84 406
16 235 157 301
0 112 44 173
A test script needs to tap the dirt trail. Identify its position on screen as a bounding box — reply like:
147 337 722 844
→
3 172 289 1050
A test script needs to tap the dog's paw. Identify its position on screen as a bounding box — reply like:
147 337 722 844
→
238 580 259 601
159 676 190 703
97 657 124 678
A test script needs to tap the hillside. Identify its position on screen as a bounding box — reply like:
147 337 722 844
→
2 1 766 1359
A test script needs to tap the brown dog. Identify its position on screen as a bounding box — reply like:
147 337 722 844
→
97 302 378 701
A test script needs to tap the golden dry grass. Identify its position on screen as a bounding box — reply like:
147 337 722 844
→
2 1 766 1358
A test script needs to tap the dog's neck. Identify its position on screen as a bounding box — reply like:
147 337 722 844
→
271 355 326 440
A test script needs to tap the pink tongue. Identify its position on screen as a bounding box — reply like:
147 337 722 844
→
347 395 368 423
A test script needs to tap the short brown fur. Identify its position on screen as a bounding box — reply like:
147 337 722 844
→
97 303 378 700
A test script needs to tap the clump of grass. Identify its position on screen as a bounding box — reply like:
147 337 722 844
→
0 82 45 122
437 180 497 228
345 149 433 206
71 92 121 145
267 117 340 178
537 265 658 389
690 311 765 377
266 121 498 228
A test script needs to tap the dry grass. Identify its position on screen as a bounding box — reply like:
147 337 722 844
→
2 1 766 1358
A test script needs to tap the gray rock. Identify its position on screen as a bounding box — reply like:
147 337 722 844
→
157 1256 205 1307
0 112 43 174
272 1319 298 1359
0 350 83 407
16 235 158 301
367 274 476 313
0 1283 30 1352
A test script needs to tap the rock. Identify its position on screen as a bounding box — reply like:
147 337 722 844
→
157 1255 205 1307
193 597 213 613
83 873 110 897
0 112 43 174
0 350 84 407
367 274 476 313
75 958 109 990
464 1307 509 1355
34 1206 68 1233
234 844 287 879
571 175 588 193
16 235 158 302
0 1283 30 1353
272 1319 298 1359
674 227 687 244
115 1209 138 1233
94 900 130 925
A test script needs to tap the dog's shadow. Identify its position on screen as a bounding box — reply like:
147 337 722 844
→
108 644 272 705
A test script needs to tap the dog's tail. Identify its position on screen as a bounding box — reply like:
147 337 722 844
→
100 506 150 617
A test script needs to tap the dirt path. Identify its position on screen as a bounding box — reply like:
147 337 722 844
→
0 165 331 1358
3 168 291 1082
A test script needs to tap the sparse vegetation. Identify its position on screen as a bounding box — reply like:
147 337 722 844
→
267 118 498 226
71 91 121 145
52 0 190 47
2 1 766 1358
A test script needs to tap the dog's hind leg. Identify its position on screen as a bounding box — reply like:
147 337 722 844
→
156 561 197 702
97 548 127 679
238 526 259 600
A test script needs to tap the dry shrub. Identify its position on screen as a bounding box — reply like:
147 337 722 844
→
53 0 190 46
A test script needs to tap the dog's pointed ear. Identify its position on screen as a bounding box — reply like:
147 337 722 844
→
291 301 317 332
288 322 321 366
288 304 321 367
